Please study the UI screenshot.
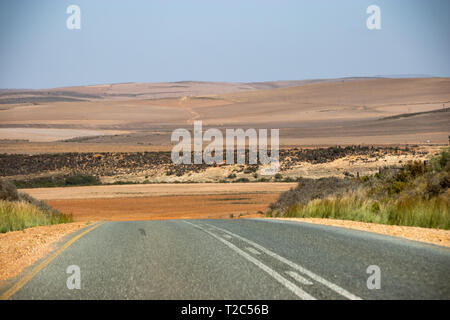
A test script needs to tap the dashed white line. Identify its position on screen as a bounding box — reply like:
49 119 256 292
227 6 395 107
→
184 221 316 300
204 222 362 300
286 271 313 285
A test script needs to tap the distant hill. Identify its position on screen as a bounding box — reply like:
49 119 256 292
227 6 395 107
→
0 78 379 104
0 77 449 146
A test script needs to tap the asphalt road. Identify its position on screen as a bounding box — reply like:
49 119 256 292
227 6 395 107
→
8 219 450 300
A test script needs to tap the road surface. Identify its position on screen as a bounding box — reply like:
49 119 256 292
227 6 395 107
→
6 219 450 299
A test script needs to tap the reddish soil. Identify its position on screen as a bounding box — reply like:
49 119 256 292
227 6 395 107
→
46 193 280 221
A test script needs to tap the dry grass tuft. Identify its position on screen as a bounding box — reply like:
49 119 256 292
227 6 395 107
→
268 148 450 230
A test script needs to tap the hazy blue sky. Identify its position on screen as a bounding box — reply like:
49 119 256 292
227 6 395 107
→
1 0 449 89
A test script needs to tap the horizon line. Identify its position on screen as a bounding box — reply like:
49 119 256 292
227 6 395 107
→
0 74 446 91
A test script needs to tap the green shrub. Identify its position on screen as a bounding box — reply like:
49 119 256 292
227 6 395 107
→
244 165 258 174
0 179 19 201
18 192 60 214
431 148 450 172
269 177 358 211
227 173 237 179
65 175 100 186
13 175 101 188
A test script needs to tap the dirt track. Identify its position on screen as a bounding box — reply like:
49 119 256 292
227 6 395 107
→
21 183 296 200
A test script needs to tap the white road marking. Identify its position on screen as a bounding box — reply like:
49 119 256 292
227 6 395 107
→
286 271 313 285
184 221 316 300
204 223 362 300
223 234 232 239
246 247 261 255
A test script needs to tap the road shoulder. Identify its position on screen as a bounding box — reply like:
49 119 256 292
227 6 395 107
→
0 222 96 287
264 217 450 248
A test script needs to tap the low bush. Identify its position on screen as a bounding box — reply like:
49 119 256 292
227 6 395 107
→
269 177 359 211
267 148 450 229
0 179 19 201
13 175 101 188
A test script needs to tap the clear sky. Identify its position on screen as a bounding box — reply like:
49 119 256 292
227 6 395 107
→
0 0 449 89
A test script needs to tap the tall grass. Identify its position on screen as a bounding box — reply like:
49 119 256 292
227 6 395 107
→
268 148 450 229
386 195 449 229
0 200 73 233
282 192 449 229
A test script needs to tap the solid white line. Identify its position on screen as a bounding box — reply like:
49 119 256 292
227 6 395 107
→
184 221 316 300
204 223 362 300
246 247 261 255
286 271 313 285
